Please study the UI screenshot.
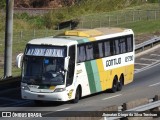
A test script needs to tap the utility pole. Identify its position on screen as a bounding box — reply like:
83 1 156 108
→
4 0 14 78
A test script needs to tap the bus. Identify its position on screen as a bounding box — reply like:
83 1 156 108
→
16 27 134 104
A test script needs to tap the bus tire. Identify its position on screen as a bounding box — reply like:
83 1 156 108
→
111 77 118 93
117 77 123 91
72 87 80 103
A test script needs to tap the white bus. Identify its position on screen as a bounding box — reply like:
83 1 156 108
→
16 27 134 104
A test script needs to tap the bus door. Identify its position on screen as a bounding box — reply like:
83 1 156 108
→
66 45 76 87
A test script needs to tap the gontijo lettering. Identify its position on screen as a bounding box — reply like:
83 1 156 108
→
106 58 121 67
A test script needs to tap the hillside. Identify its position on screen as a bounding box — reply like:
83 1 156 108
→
13 0 155 8
14 0 77 8
0 0 158 9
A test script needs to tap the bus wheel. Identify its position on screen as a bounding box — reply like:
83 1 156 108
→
72 87 80 103
111 77 118 93
117 76 123 91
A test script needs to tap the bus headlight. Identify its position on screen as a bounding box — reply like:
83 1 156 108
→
54 88 66 92
21 85 30 91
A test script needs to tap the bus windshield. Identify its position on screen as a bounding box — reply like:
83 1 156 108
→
22 56 65 85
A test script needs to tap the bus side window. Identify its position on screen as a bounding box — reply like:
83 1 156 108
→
104 41 111 57
77 46 80 63
66 45 75 86
127 36 133 52
110 40 115 55
98 42 104 58
93 42 99 59
119 37 127 54
93 42 104 59
77 45 86 62
86 44 94 60
115 39 120 55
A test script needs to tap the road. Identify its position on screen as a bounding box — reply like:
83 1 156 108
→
0 46 160 119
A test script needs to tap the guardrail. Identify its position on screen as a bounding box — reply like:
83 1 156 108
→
135 36 160 52
0 76 21 90
103 95 160 120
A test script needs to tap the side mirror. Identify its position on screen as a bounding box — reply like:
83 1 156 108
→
16 53 23 68
64 56 70 71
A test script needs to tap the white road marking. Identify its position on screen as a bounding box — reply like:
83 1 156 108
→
140 58 158 62
134 69 140 71
135 61 160 74
151 54 160 57
56 107 70 111
149 82 160 87
135 63 150 66
102 94 122 100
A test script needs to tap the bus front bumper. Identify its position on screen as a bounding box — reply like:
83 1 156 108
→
21 90 70 102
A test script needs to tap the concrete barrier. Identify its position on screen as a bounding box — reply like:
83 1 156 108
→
123 98 152 120
66 105 118 120
123 98 149 110
0 76 21 90
150 95 160 118
154 95 160 101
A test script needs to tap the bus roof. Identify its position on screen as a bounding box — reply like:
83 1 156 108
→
65 27 132 37
27 27 133 46
27 37 78 46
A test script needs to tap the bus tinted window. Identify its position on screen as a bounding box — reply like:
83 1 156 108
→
119 38 127 53
77 35 133 63
93 42 99 59
110 40 115 55
98 42 104 58
86 44 94 60
104 41 111 57
115 39 120 55
127 36 133 52
77 45 86 62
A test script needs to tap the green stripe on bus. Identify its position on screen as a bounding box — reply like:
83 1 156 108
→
85 61 96 93
90 60 102 92
77 38 89 44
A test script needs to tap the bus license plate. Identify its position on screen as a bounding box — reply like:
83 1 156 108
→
29 85 39 89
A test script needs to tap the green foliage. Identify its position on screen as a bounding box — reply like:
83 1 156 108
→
148 0 159 3
42 0 148 29
14 12 46 29
0 12 5 31
117 20 160 34
44 7 80 29
0 0 5 9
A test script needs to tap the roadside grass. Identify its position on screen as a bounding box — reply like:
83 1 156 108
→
116 20 160 35
80 3 160 21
